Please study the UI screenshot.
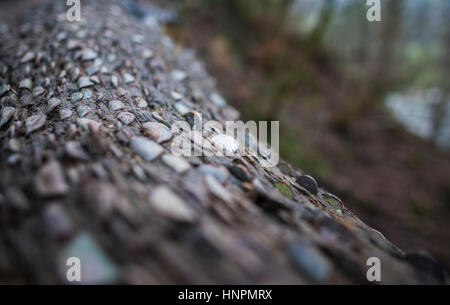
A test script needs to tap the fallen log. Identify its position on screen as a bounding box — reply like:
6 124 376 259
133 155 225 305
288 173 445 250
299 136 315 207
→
0 0 446 284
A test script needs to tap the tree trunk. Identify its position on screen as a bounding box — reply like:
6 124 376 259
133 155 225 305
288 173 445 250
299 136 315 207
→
432 2 450 146
332 0 404 132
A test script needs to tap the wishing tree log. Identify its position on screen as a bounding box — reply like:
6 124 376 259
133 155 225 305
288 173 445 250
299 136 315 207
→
0 0 446 284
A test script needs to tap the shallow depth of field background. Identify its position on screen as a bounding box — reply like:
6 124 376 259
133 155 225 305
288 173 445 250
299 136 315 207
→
164 0 450 270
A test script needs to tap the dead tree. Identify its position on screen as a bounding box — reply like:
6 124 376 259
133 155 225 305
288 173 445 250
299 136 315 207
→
0 0 446 284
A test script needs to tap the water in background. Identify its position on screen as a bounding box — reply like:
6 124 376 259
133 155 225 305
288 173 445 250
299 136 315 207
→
386 89 450 149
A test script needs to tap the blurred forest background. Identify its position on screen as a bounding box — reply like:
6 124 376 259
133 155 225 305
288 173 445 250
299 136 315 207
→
161 0 450 269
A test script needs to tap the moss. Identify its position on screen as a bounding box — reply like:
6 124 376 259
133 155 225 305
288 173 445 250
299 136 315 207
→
322 193 343 212
410 199 432 218
273 182 293 199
